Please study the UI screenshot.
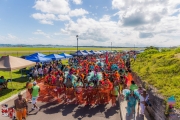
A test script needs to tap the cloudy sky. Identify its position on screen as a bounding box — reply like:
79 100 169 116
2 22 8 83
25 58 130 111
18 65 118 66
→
0 0 180 47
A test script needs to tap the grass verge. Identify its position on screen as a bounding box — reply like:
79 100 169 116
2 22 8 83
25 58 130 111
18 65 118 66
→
0 59 68 102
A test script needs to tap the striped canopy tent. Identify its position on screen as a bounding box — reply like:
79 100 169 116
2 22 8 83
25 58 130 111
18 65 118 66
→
89 50 97 54
71 50 88 56
95 51 102 54
45 54 65 60
82 50 93 55
28 52 46 57
59 53 73 58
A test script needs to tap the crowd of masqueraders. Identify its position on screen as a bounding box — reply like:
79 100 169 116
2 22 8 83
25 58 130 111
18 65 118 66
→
11 52 151 120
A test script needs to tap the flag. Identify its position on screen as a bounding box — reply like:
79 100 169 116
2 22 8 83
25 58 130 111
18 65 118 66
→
105 52 108 64
167 96 176 105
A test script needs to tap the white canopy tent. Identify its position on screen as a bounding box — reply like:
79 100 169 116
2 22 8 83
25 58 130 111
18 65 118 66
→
0 55 36 90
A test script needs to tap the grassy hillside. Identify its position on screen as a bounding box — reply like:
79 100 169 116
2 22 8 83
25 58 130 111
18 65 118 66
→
132 47 180 108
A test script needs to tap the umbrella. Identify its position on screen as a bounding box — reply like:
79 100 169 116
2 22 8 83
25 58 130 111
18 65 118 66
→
168 96 176 105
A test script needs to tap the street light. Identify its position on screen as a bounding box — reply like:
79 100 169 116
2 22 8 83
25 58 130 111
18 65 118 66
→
76 35 78 56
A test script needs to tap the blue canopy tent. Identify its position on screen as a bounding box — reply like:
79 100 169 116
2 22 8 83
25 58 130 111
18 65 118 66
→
59 53 73 58
28 52 46 57
71 50 88 56
82 50 93 55
25 55 51 62
89 50 97 54
95 51 102 54
45 54 65 60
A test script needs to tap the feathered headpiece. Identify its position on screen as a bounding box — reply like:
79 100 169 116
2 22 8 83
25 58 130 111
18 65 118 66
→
97 62 102 67
89 65 94 70
111 64 119 71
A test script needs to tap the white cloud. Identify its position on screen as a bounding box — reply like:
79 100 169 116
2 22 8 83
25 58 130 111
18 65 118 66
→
69 8 88 17
61 17 132 44
31 13 57 24
58 15 71 21
33 0 70 14
72 0 82 5
31 13 57 20
7 34 18 39
0 34 22 44
33 30 51 38
40 20 54 25
29 0 180 46
32 0 89 24
100 15 111 22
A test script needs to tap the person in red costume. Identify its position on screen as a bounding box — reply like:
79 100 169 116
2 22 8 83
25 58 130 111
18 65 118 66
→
103 74 113 104
45 73 56 85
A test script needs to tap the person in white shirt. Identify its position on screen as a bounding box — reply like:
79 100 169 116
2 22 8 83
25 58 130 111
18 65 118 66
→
139 90 149 115
33 69 38 80
38 67 43 78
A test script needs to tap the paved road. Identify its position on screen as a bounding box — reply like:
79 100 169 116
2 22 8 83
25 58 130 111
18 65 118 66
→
0 94 121 120
120 100 153 120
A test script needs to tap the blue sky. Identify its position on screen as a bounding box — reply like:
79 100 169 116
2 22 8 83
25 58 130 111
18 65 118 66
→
0 0 180 47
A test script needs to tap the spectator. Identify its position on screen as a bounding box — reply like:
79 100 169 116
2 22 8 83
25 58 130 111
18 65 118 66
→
14 92 28 120
139 90 150 115
0 76 7 89
138 85 143 95
33 68 38 80
26 77 33 102
38 67 43 78
130 81 138 91
30 81 40 110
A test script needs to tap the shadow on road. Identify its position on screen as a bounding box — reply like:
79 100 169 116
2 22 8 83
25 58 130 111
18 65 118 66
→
39 101 119 119
104 101 119 118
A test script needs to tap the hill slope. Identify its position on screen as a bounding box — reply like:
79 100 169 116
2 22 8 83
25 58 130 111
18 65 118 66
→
132 48 180 108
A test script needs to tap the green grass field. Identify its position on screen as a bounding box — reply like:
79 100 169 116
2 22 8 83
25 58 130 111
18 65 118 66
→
0 70 27 101
0 47 140 57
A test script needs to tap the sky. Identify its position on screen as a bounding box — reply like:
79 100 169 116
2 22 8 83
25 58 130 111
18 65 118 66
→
0 0 180 47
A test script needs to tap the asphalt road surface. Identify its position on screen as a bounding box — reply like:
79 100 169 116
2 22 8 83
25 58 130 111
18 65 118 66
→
0 94 121 120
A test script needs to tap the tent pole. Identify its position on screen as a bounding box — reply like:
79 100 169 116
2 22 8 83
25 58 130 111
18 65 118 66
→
9 71 13 91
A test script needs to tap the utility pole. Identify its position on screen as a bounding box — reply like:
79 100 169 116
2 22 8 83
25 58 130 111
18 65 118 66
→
76 35 78 56
111 42 112 51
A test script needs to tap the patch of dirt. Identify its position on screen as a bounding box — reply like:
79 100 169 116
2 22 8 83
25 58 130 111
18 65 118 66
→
174 53 180 58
